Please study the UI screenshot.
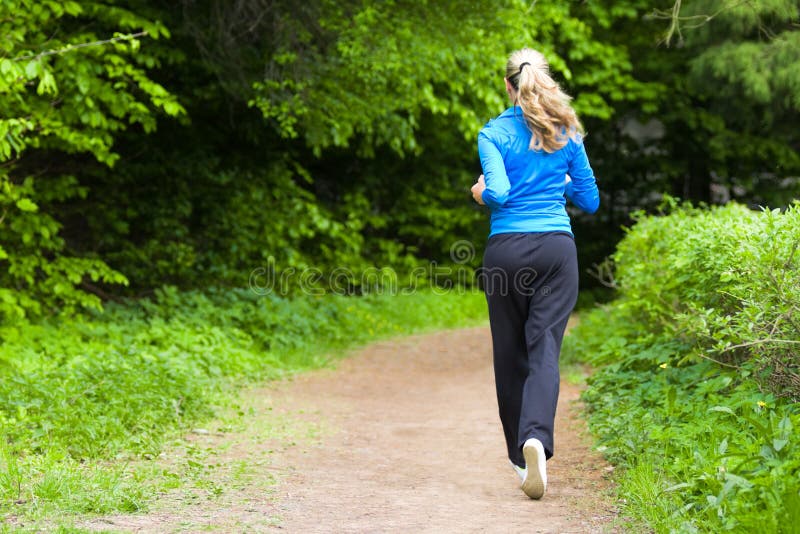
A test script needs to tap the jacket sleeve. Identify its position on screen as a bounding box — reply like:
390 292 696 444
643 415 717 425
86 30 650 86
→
566 139 600 214
478 130 510 209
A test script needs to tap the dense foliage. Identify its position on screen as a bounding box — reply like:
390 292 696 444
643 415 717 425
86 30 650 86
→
79 0 654 295
563 201 800 532
0 1 185 321
2 1 797 321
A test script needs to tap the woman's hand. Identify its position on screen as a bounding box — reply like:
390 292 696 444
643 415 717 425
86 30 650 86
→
472 174 486 205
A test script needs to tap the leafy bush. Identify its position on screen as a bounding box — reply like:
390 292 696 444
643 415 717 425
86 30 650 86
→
0 1 184 322
564 200 800 532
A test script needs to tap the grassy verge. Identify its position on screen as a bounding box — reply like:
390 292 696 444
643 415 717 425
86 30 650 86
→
563 201 800 533
0 287 487 530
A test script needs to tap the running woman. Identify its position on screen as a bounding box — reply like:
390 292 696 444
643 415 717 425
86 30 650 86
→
471 47 600 500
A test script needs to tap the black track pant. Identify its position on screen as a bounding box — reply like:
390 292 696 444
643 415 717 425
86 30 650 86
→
481 231 579 467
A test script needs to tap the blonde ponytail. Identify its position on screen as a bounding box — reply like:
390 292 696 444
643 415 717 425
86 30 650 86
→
506 48 583 153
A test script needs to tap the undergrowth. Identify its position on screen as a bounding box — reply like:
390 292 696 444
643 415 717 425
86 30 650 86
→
564 200 800 533
0 288 486 529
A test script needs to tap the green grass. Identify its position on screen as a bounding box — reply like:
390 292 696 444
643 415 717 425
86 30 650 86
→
0 287 487 530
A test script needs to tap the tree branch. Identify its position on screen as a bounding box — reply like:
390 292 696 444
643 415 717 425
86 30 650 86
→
720 338 800 353
653 0 752 46
14 31 149 62
79 279 123 303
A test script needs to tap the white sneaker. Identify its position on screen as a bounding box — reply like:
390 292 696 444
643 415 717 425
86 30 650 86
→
509 460 527 482
521 438 547 499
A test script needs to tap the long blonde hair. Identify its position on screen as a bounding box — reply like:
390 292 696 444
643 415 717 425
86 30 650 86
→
506 48 583 153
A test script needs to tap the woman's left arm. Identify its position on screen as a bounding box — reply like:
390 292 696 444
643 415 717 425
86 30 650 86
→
477 131 510 208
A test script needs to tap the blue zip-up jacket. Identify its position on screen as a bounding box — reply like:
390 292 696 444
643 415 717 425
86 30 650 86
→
478 106 599 237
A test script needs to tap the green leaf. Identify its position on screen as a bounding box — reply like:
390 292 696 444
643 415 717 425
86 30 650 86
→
36 70 57 95
15 198 38 212
709 406 735 416
773 438 789 452
24 60 41 79
663 482 693 492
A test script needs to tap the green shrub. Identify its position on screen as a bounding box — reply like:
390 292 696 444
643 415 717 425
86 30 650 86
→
610 200 800 396
564 200 800 532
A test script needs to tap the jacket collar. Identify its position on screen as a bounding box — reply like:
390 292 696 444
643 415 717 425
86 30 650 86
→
499 106 523 118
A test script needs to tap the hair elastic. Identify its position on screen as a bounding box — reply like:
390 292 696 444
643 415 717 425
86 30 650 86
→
518 62 531 75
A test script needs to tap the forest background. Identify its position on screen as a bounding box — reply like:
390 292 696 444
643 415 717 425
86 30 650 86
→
2 0 798 317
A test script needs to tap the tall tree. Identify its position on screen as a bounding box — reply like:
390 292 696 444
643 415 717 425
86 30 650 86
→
651 0 800 205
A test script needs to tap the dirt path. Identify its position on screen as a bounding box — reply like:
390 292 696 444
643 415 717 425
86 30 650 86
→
85 326 617 533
